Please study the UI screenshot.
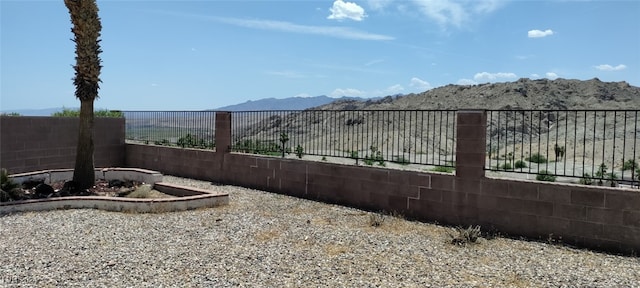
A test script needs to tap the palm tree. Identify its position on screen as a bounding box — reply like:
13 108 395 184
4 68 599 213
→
65 0 102 190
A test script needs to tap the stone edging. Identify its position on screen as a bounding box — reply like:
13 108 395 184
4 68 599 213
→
1 168 229 215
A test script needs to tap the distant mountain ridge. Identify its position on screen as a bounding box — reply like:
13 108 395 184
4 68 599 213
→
315 78 640 110
212 95 368 111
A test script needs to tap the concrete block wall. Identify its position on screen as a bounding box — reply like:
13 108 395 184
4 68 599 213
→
124 111 640 254
0 116 125 173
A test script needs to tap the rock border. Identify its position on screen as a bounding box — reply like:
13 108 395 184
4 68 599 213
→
1 168 229 215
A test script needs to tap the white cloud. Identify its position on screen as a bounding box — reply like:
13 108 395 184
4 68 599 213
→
328 0 367 21
545 72 558 79
367 0 393 10
409 77 431 90
457 79 477 85
385 84 405 94
594 64 627 71
473 0 502 13
528 29 554 38
266 70 306 78
412 0 466 27
364 59 384 66
473 72 517 82
411 0 504 28
531 73 540 78
213 17 393 40
295 93 312 98
330 88 366 97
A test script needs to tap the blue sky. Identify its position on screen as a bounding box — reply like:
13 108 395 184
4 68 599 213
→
1 0 639 111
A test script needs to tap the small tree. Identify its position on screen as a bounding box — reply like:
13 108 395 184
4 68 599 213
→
65 0 103 190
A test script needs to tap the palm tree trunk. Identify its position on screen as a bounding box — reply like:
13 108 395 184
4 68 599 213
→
73 99 95 189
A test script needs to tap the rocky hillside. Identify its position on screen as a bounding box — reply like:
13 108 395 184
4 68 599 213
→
316 78 640 110
233 78 639 178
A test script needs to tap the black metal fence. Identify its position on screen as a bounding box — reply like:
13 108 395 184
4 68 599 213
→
121 109 639 186
486 110 639 186
230 110 457 167
123 111 216 149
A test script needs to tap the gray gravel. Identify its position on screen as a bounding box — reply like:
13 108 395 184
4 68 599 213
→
1 175 639 287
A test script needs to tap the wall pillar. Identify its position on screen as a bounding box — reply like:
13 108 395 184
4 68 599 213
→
215 111 231 155
455 110 486 179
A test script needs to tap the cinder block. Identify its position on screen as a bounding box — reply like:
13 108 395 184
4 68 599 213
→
571 188 604 207
623 211 640 228
586 207 624 225
553 204 587 220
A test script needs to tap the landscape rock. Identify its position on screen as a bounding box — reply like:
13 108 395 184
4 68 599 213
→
0 189 9 202
34 183 54 199
108 179 125 188
59 180 79 196
22 178 45 189
8 187 26 200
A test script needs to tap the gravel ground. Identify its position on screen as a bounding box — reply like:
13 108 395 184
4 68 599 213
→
1 175 639 287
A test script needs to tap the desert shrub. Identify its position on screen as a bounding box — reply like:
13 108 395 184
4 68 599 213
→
595 163 608 178
526 153 547 164
431 166 454 173
579 173 593 185
154 139 170 146
52 108 123 118
279 133 289 157
364 146 385 166
500 162 513 170
177 133 213 149
0 168 18 192
449 225 482 245
321 156 327 161
393 156 410 165
536 170 557 182
235 139 281 156
606 172 619 187
368 213 385 227
514 160 527 169
295 145 304 158
622 159 638 171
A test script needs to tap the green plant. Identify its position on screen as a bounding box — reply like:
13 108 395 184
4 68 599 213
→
431 166 454 173
449 225 482 245
0 112 20 116
364 146 385 166
321 156 327 161
606 172 619 187
526 153 547 164
1 168 18 192
279 133 289 157
514 160 527 169
154 139 170 146
295 145 304 159
52 107 123 118
595 163 608 178
393 156 410 165
536 170 557 182
622 159 638 171
579 173 593 185
176 133 214 149
500 162 513 170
